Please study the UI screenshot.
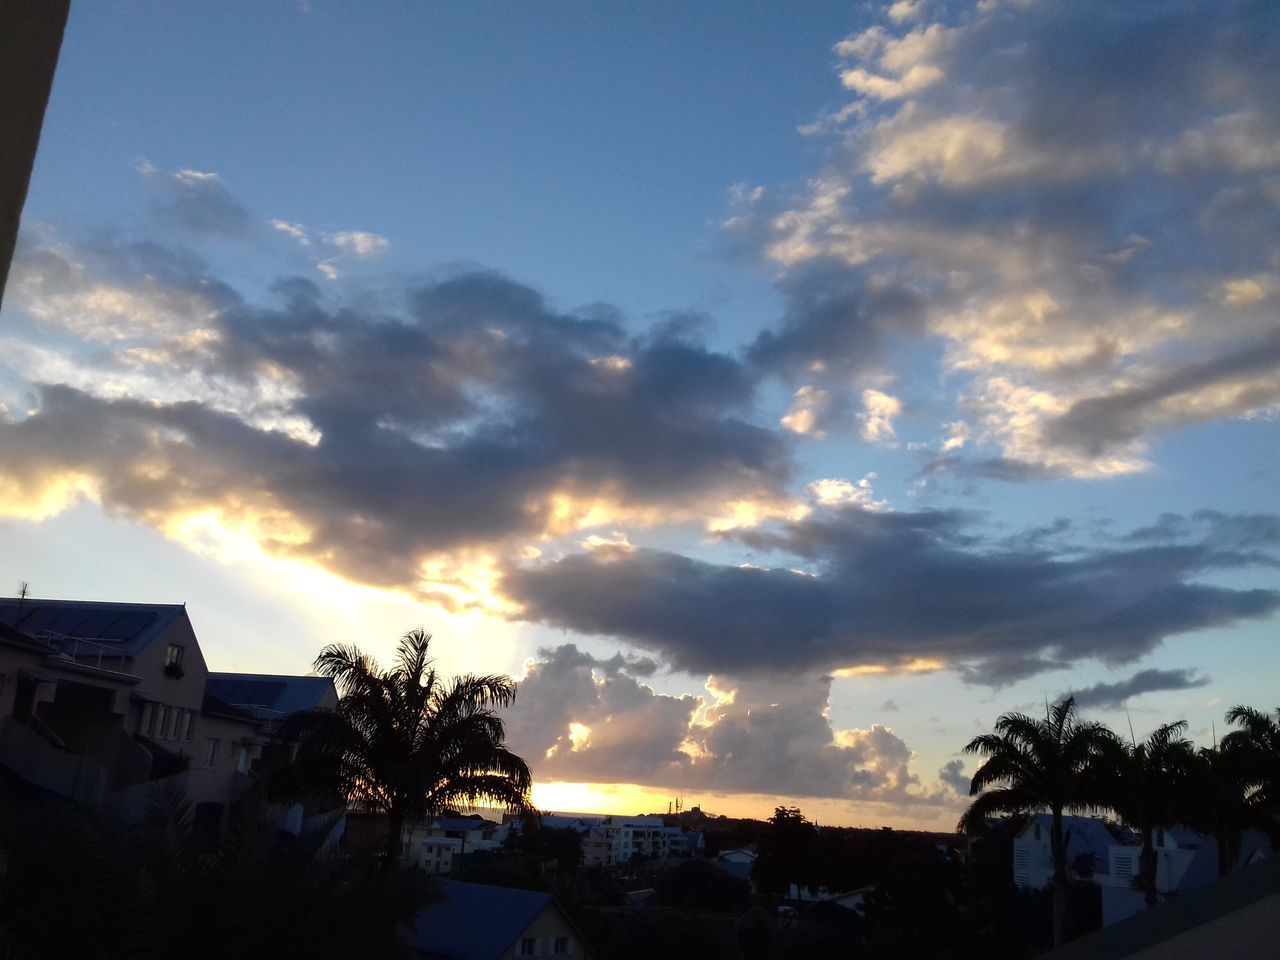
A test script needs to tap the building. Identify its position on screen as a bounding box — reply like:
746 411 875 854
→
1013 814 1120 889
0 597 335 829
408 880 594 959
1012 814 1274 927
403 815 511 873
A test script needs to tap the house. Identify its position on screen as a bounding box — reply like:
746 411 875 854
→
0 597 335 830
403 815 511 873
408 880 594 959
1013 814 1121 889
1011 814 1274 928
1100 825 1273 925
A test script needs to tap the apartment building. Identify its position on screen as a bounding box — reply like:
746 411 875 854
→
0 597 335 828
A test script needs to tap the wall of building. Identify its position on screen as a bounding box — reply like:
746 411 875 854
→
500 905 591 960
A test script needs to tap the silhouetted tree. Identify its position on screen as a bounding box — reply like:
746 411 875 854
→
1101 720 1196 907
1223 704 1280 840
277 629 533 869
0 785 430 959
656 858 751 913
960 698 1112 948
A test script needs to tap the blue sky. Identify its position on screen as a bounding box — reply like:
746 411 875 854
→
2 0 1277 827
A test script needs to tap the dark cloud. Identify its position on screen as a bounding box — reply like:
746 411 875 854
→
747 259 928 383
1063 668 1211 710
506 509 1280 683
3 241 792 595
1045 331 1280 459
938 759 969 796
144 166 252 237
505 645 945 803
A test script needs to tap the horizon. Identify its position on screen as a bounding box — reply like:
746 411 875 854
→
2 0 1277 832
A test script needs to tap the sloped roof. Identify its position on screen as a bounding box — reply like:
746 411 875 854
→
410 881 553 960
0 598 186 657
205 673 337 718
431 817 495 833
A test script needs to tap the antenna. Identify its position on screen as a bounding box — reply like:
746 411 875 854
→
1211 718 1217 750
1126 709 1137 748
17 581 29 603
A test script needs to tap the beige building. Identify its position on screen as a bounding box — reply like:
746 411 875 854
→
0 597 335 829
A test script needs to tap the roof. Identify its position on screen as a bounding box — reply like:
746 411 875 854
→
431 817 494 833
0 598 186 658
205 673 337 719
410 881 553 960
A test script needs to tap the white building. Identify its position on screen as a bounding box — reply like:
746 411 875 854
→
1011 815 1273 927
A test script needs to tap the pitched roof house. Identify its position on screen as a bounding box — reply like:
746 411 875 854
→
409 880 594 959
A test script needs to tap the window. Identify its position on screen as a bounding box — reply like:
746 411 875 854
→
206 738 220 767
235 744 252 774
183 710 195 742
141 702 155 736
519 938 537 956
164 644 184 668
554 936 570 954
157 705 171 739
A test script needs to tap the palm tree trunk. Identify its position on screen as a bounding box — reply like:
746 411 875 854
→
1141 825 1157 909
1051 807 1067 948
385 810 405 872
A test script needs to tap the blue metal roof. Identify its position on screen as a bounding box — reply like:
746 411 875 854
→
0 599 187 657
410 881 552 960
206 673 337 717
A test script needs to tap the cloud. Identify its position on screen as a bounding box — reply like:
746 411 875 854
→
1063 668 1212 711
269 219 311 246
938 758 969 795
506 508 1280 683
858 388 901 444
506 645 946 803
326 230 390 257
3 235 793 599
742 0 1280 475
140 164 251 237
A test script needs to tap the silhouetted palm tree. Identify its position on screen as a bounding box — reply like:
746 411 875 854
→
1102 721 1196 908
1223 704 1280 840
279 629 533 869
1188 742 1254 876
959 697 1112 947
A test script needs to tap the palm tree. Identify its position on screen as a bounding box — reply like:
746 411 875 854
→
1222 705 1280 840
278 629 534 870
1102 721 1197 908
1188 742 1254 877
959 697 1113 948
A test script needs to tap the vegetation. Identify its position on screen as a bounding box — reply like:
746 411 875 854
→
960 697 1113 946
961 699 1280 947
0 785 431 960
276 629 534 869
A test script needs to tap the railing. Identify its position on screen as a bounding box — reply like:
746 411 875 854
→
32 630 127 670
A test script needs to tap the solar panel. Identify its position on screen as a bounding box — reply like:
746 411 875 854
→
47 609 95 635
78 609 126 637
102 610 157 639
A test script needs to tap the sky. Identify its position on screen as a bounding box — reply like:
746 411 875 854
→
2 0 1277 829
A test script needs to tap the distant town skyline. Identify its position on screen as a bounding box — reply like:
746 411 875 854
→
2 0 1277 828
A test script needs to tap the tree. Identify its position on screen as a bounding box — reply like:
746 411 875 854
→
959 698 1113 948
1102 721 1196 908
1188 742 1254 876
1222 705 1280 844
278 629 534 870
